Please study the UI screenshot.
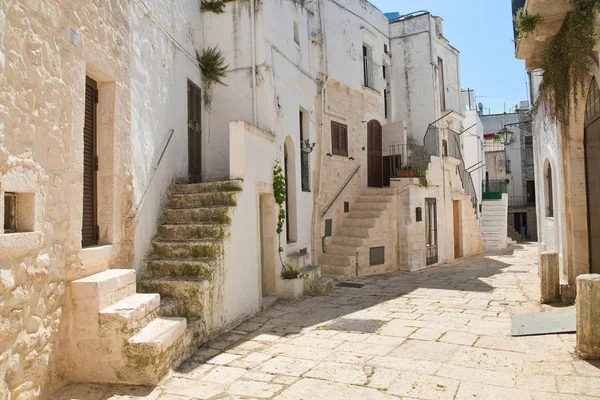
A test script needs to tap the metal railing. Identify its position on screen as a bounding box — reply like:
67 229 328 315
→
321 165 361 217
446 129 461 159
363 56 382 92
385 143 428 179
483 179 508 194
509 196 536 207
449 129 478 212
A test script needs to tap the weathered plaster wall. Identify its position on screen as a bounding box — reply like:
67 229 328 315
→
0 0 132 397
461 110 485 218
129 0 204 270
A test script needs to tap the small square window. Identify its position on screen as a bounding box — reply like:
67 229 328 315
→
3 192 35 234
293 21 300 45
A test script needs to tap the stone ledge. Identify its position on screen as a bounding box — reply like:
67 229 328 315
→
0 232 41 251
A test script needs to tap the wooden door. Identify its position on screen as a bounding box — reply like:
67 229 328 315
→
367 120 383 188
188 80 202 183
82 77 98 247
585 78 600 273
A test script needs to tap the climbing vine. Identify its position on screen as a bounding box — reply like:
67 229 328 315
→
273 160 300 279
513 8 541 40
196 46 229 109
533 0 600 124
200 0 230 13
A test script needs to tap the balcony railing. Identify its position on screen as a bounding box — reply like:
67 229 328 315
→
509 196 536 207
446 129 461 159
442 86 465 117
482 179 508 200
363 56 383 92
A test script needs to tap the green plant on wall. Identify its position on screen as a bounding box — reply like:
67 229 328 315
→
513 8 541 40
273 160 301 279
535 0 599 124
200 0 231 13
196 46 229 109
414 167 428 188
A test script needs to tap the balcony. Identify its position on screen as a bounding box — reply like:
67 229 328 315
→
509 195 536 207
513 0 573 70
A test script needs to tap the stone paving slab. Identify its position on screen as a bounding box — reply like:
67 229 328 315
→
54 244 600 400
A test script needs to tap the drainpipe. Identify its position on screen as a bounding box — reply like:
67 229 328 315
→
312 0 329 265
250 0 257 125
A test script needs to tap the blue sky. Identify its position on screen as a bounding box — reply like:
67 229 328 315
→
370 0 529 115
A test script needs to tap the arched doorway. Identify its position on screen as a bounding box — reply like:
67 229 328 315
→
367 120 383 188
585 77 600 273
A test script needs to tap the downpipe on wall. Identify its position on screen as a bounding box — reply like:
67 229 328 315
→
251 0 257 125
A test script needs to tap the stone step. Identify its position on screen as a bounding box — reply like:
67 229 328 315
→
184 318 205 356
163 207 231 225
70 269 137 311
347 210 382 219
342 217 377 228
356 195 392 203
99 293 160 335
145 258 217 279
329 235 365 247
320 264 354 279
139 277 210 318
171 179 243 194
361 187 396 196
159 297 184 317
157 224 226 240
338 226 370 238
352 202 388 211
167 192 237 209
324 244 359 256
126 317 187 385
320 253 353 266
305 277 334 295
151 240 222 259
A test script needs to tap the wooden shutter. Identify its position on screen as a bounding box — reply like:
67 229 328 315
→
300 111 310 192
331 121 348 157
367 120 383 187
188 80 202 183
82 76 98 247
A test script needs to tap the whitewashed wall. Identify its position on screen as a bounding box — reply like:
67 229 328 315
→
130 0 204 270
462 109 485 217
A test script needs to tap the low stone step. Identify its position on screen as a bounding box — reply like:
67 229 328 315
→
361 187 396 196
320 253 353 266
163 207 231 225
330 235 365 247
157 224 226 240
305 276 334 295
338 226 370 238
126 317 186 385
171 179 243 194
320 264 354 279
356 195 391 203
159 297 183 317
167 192 237 209
352 202 388 211
325 244 359 256
342 217 376 228
347 210 381 219
146 258 217 279
139 277 210 318
151 240 221 259
99 293 160 335
70 269 137 311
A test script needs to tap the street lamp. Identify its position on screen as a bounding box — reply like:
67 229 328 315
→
496 127 514 146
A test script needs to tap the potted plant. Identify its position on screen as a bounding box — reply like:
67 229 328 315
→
395 164 414 178
273 160 305 299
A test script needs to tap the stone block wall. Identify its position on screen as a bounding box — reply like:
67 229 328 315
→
0 1 133 397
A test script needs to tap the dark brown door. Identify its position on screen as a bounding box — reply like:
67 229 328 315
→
367 120 383 188
82 77 98 247
586 79 600 273
526 180 535 205
188 80 202 183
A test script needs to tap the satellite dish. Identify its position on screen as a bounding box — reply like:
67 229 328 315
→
478 102 484 112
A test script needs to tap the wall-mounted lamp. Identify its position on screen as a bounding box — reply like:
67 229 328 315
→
301 139 316 154
349 157 355 160
326 153 333 157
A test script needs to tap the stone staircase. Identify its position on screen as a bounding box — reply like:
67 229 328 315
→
481 196 509 251
69 269 186 385
139 179 242 349
320 187 396 279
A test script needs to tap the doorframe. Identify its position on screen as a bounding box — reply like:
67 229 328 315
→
425 197 438 265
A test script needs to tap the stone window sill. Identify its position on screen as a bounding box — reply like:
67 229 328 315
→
0 232 41 250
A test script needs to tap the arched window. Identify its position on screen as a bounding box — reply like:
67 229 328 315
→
546 162 554 217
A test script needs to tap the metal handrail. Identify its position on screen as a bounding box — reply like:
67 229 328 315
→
321 165 361 217
131 128 176 218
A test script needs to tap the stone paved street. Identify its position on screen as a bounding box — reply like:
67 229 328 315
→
55 244 600 400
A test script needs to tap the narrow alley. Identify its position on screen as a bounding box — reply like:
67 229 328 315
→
55 244 598 400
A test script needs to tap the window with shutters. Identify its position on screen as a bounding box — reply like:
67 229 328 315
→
331 121 348 157
299 110 310 192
